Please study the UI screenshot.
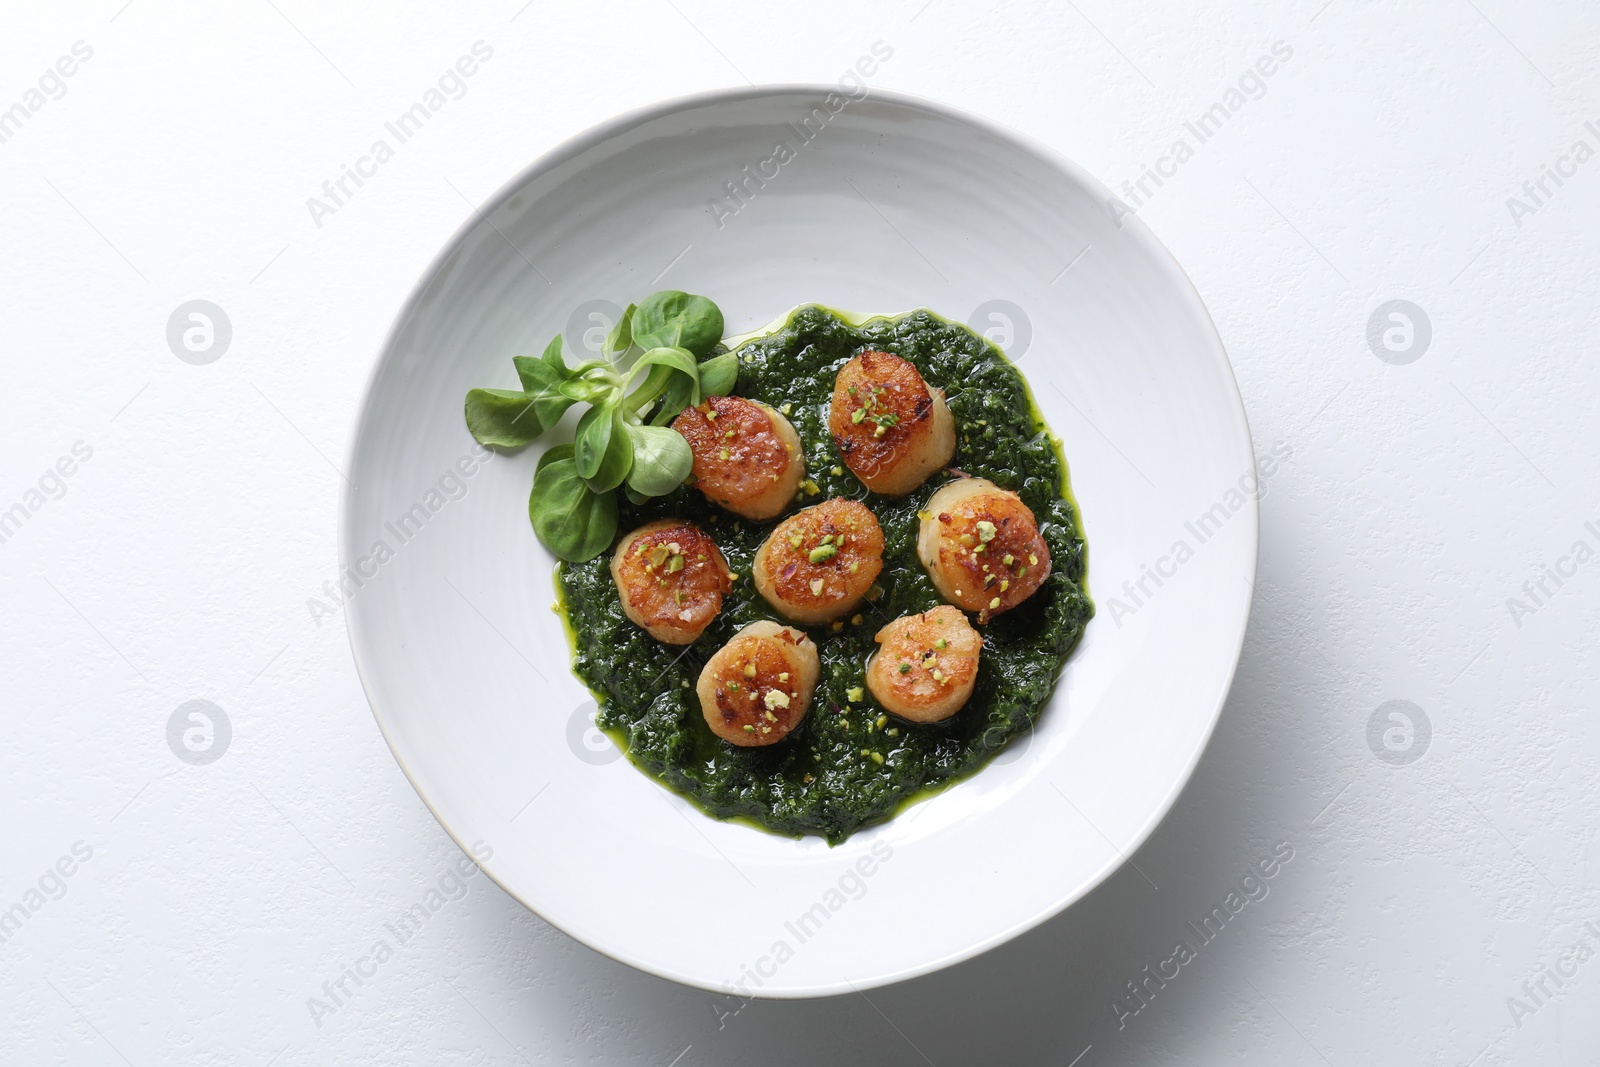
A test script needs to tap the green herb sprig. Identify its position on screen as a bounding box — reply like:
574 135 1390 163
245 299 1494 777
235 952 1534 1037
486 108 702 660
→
463 290 737 562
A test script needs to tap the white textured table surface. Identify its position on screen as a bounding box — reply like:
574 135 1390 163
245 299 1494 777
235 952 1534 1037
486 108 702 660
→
3 2 1597 1064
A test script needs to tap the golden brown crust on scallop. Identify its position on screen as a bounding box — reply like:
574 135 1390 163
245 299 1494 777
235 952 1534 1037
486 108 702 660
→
865 606 982 722
673 395 804 520
917 477 1051 623
696 621 820 746
611 520 734 644
829 350 955 496
752 499 885 624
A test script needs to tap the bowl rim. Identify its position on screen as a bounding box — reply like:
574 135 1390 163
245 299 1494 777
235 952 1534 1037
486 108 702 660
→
339 82 1258 997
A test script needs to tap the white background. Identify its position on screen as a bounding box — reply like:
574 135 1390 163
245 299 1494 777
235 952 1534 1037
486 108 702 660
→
2 1 1597 1064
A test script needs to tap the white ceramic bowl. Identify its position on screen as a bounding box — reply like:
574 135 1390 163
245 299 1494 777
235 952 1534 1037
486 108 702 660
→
342 86 1256 996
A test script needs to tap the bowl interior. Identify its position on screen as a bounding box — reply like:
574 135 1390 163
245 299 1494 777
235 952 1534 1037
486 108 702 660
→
343 87 1255 996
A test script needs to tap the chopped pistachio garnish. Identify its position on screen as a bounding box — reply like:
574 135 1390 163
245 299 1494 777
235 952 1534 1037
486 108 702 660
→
764 689 790 710
935 637 947 650
922 655 937 669
916 510 932 521
777 672 789 682
1003 554 1015 566
851 408 866 424
742 724 755 733
1028 553 1038 566
802 479 821 496
788 531 804 549
780 402 793 414
885 727 899 737
931 668 945 682
648 544 670 567
898 662 911 674
873 424 886 437
989 597 1001 609
976 520 996 543
831 465 844 476
849 561 860 573
869 751 885 765
719 447 730 460
666 555 684 574
959 534 974 547
867 585 883 600
1000 579 1010 591
875 714 887 729
846 686 864 703
743 663 757 678
809 544 837 563
810 577 825 596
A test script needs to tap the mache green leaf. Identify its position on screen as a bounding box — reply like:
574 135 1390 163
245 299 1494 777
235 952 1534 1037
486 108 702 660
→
529 457 617 562
464 388 544 450
624 422 694 497
697 351 738 397
605 304 636 356
585 405 634 493
632 290 724 358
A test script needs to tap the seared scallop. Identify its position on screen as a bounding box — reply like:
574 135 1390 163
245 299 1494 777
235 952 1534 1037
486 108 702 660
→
697 621 820 746
865 606 982 723
829 350 956 496
917 477 1052 623
752 498 885 625
611 519 733 645
673 395 805 520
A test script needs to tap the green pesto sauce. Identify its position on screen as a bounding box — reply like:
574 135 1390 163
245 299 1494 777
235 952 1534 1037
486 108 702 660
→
556 306 1093 843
